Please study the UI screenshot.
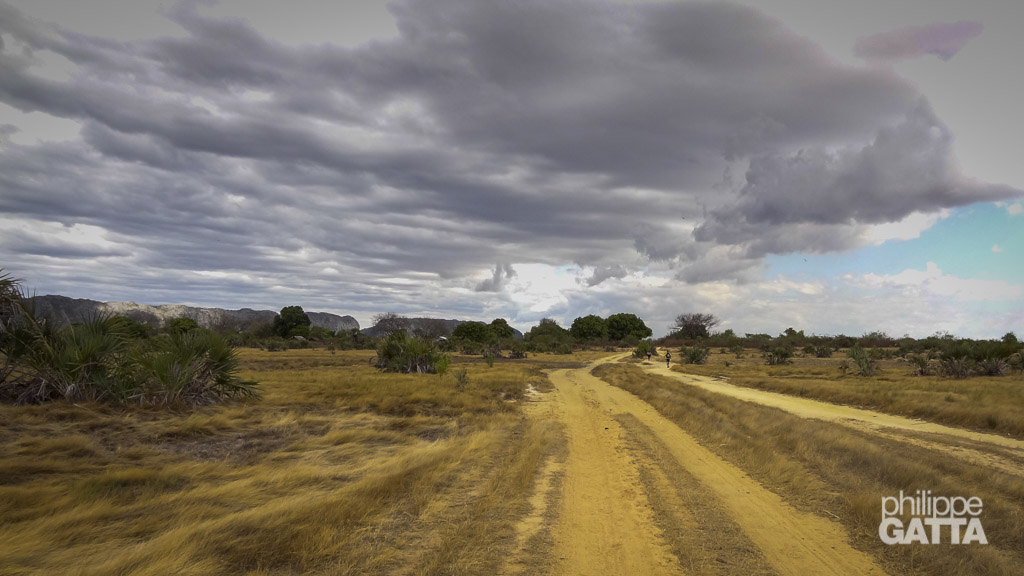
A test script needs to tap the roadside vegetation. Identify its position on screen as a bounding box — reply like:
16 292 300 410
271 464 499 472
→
0 274 256 407
673 348 1024 438
661 315 1022 381
595 362 1024 576
0 348 561 575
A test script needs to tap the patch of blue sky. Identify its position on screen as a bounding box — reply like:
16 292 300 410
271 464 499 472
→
766 203 1024 284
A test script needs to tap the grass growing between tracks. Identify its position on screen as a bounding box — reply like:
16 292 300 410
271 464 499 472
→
0 349 559 575
595 362 1024 576
677 351 1024 437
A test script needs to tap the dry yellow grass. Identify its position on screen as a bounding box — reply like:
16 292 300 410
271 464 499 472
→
0 349 560 575
675 349 1024 437
594 362 1024 576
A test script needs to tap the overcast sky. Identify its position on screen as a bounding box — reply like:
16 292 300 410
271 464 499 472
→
1 0 1021 338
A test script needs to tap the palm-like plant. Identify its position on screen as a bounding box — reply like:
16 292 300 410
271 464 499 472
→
1 307 129 404
0 269 23 388
0 270 259 406
128 330 258 405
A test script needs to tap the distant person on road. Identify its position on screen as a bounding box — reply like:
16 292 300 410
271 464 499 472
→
646 350 652 361
665 351 671 368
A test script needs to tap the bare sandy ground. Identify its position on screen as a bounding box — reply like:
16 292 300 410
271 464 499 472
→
513 356 887 576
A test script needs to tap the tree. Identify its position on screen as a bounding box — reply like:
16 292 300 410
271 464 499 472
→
273 306 311 338
570 314 608 342
489 318 515 340
168 317 199 334
111 316 154 339
524 318 574 353
308 326 332 341
672 313 720 339
452 321 492 343
606 313 652 341
371 312 409 337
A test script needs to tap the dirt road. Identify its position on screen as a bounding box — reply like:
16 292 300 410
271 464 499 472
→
520 358 886 576
640 361 1024 476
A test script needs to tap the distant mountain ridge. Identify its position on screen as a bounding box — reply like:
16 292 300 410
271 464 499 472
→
28 295 360 333
360 317 523 339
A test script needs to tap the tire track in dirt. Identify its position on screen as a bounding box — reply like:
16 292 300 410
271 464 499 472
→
536 359 886 576
542 368 684 576
641 361 1024 476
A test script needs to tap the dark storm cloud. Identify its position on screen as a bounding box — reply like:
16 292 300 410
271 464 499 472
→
695 102 1019 255
0 0 1017 308
855 21 983 63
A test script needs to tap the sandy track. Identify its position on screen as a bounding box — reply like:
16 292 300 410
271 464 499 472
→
543 367 683 576
535 360 885 576
640 361 1024 475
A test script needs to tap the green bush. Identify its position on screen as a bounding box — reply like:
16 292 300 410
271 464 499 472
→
0 295 258 406
847 344 876 377
128 331 259 406
907 354 932 376
453 368 469 391
375 330 447 374
763 346 793 366
435 355 451 378
633 339 655 359
680 345 709 365
940 356 974 379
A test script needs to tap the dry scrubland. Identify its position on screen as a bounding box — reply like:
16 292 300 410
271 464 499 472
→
0 349 575 575
5 346 1024 575
675 348 1024 437
596 360 1024 575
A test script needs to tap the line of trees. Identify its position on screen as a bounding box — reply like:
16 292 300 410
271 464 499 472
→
659 311 1023 378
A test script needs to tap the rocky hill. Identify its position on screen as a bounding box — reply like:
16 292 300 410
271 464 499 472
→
27 295 359 333
360 317 523 339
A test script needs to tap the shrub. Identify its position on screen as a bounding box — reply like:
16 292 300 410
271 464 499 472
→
374 330 447 374
940 356 974 379
938 342 976 379
763 346 793 366
435 355 451 378
1 311 129 404
453 369 469 391
0 298 257 406
633 339 655 359
680 345 709 365
976 357 1007 377
811 345 833 358
264 338 287 352
127 331 259 406
907 354 933 376
168 317 199 334
847 344 876 377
